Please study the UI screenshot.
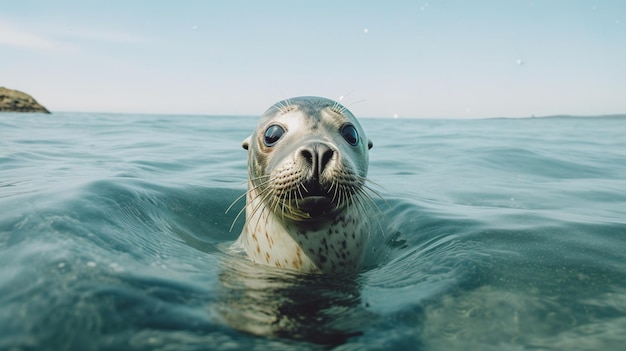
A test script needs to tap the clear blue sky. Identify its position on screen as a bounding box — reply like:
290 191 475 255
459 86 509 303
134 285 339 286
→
1 0 625 118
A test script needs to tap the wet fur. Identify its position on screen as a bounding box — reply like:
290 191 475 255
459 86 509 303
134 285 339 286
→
234 96 380 273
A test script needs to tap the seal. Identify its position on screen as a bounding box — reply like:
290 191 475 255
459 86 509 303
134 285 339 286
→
234 96 375 274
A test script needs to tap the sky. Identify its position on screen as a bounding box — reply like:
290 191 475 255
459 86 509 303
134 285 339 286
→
1 0 625 118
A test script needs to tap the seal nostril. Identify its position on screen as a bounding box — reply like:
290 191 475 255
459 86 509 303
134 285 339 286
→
320 147 334 172
300 148 314 166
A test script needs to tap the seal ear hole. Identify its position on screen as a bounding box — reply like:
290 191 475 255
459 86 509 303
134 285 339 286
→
340 123 359 146
263 124 285 147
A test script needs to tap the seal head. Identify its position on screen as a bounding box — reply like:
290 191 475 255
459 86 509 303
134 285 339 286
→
237 96 374 273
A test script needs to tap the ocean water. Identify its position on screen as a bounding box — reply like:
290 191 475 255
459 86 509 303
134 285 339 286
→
1 112 625 351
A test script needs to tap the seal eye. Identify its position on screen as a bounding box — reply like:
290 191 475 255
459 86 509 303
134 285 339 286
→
340 124 359 146
263 124 285 147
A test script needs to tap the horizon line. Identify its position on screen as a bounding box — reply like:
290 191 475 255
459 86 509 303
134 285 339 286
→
9 110 626 120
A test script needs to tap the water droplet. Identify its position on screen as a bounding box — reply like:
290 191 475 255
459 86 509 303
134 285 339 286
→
516 58 524 66
363 28 369 34
57 262 66 269
86 261 96 268
393 113 399 119
339 95 345 101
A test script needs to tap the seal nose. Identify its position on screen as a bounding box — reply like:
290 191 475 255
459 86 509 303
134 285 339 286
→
299 142 335 178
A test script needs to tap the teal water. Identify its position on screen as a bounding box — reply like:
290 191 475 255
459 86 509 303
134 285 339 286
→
1 112 625 350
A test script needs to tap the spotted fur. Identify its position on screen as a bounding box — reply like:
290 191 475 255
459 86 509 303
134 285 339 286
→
234 96 376 274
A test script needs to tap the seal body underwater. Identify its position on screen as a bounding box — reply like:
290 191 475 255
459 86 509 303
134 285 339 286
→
235 96 375 274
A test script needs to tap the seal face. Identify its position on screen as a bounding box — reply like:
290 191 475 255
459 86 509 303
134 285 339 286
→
236 96 374 273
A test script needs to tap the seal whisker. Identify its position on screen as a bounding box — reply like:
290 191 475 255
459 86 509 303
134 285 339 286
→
329 179 339 204
230 184 275 232
256 193 274 227
275 192 285 222
361 184 390 213
296 183 305 201
275 101 285 114
264 199 276 234
274 98 290 114
249 188 275 227
228 204 247 232
252 192 275 235
337 103 347 115
352 190 372 225
261 194 276 230
340 184 347 204
278 104 289 114
357 176 390 208
334 184 343 210
281 192 290 221
226 176 272 215
275 98 296 115
344 99 366 109
331 100 344 115
339 185 350 210
333 181 342 205
355 187 386 238
253 187 276 215
357 175 385 191
283 191 293 219
352 178 387 234
247 179 273 195
333 90 357 114
342 185 351 210
361 189 386 220
353 179 386 216
225 191 248 214
238 171 270 185
249 174 271 182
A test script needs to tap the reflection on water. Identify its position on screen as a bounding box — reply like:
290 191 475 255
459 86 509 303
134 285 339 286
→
217 256 368 345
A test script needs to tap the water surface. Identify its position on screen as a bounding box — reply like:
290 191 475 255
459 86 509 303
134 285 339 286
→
1 112 625 350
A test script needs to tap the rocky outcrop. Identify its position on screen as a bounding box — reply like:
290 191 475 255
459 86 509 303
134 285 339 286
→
0 87 50 113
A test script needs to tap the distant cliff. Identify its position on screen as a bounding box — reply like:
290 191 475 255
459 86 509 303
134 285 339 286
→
0 87 50 114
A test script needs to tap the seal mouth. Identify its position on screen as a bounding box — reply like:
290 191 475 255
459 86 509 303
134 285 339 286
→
265 160 364 221
296 195 337 219
301 180 328 197
292 179 338 218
